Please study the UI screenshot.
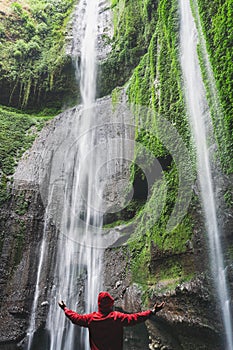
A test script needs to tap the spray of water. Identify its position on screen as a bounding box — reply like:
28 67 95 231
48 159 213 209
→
179 1 233 348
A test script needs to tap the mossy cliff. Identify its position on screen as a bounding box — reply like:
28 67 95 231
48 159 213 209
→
0 0 232 349
121 0 194 287
195 0 233 173
0 0 78 111
103 0 233 348
0 0 77 236
0 106 52 207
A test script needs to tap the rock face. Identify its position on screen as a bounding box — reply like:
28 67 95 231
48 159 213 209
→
0 110 63 345
0 184 45 344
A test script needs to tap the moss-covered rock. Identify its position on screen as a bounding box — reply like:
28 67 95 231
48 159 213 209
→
97 0 159 97
193 0 233 173
0 0 78 111
0 105 52 205
106 0 196 294
106 0 233 288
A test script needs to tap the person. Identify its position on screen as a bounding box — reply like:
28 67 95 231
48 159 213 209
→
58 291 165 350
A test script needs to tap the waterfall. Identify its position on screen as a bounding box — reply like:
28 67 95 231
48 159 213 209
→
46 0 103 349
179 1 233 349
23 0 133 347
24 0 116 349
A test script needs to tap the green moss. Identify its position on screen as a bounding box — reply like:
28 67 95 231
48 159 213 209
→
146 273 195 298
0 105 52 205
192 0 233 173
98 0 158 97
104 198 146 228
0 0 77 111
112 0 196 294
129 240 150 286
128 213 194 289
15 192 30 216
103 219 129 229
111 86 122 110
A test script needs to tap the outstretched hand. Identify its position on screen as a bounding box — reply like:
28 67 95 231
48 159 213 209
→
58 300 67 310
152 301 165 315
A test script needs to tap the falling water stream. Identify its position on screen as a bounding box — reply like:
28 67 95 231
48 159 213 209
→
24 0 135 348
26 211 48 350
46 0 103 349
26 0 110 349
179 0 233 349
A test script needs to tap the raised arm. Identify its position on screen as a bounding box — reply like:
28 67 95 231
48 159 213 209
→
151 301 165 314
116 301 165 327
58 301 90 327
116 309 152 326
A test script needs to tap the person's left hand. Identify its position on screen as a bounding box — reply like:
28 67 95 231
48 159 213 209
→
151 301 165 314
58 301 67 310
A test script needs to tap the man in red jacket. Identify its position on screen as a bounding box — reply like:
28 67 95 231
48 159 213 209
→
58 291 165 350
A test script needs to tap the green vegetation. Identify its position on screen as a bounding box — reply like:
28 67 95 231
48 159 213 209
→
99 0 159 96
0 0 77 111
0 105 51 204
193 0 233 173
108 0 233 297
126 1 191 146
15 192 31 216
109 0 195 293
128 209 193 286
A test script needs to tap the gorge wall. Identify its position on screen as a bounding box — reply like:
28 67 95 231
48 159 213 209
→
0 0 232 349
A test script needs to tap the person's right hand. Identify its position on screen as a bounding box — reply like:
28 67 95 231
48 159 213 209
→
151 301 165 314
58 301 67 310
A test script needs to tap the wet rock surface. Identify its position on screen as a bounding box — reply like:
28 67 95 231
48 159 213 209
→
0 108 75 345
0 182 57 346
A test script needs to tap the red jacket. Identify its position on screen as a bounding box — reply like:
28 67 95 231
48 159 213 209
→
64 298 152 350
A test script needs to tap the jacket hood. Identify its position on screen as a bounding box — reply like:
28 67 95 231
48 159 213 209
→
98 292 114 313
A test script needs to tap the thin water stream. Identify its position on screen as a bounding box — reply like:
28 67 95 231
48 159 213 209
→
26 213 48 350
179 1 233 349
